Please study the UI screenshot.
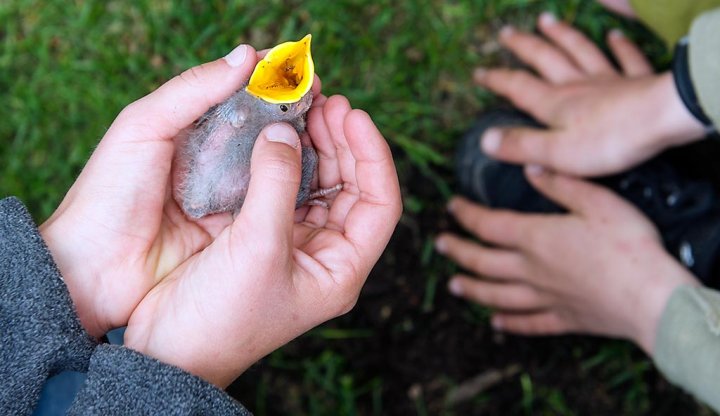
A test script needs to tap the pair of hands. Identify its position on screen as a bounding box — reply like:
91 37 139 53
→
39 44 401 387
437 12 702 354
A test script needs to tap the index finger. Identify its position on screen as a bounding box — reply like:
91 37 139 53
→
475 69 556 122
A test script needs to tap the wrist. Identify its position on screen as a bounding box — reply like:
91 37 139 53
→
652 71 707 149
124 288 261 390
124 332 252 389
39 220 108 338
628 255 698 355
671 37 716 133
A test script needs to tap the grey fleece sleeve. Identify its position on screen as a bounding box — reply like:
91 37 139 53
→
689 8 720 128
653 285 720 412
0 197 251 415
0 197 97 415
69 344 250 415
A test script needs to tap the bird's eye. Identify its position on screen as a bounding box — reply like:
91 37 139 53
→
279 104 289 112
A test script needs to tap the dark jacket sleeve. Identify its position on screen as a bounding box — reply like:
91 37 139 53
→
0 197 251 415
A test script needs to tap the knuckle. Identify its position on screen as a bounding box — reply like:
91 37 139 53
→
507 71 530 88
178 64 208 89
255 154 301 185
468 215 487 238
116 100 142 123
562 30 584 47
523 225 544 249
481 289 500 306
513 130 539 154
336 294 359 316
467 255 484 274
511 256 530 279
112 100 157 138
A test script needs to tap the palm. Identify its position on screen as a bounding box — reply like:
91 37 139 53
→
125 211 361 355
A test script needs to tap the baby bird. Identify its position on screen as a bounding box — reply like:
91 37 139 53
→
174 34 340 219
175 89 320 219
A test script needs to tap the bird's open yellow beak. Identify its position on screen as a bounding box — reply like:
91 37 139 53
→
246 34 314 104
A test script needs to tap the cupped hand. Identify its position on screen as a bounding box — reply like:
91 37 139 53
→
436 168 697 354
39 45 261 338
474 14 705 176
124 96 402 388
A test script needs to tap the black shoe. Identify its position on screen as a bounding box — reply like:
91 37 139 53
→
456 109 720 287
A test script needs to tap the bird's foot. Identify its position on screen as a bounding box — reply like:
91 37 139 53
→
306 183 343 208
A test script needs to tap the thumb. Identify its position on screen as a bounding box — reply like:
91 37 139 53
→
236 123 302 242
482 126 565 170
69 44 258 222
107 44 258 144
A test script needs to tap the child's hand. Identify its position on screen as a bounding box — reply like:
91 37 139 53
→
39 45 259 338
475 14 705 177
436 168 697 354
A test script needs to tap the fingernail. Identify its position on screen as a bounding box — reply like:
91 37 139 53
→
499 25 515 39
481 128 502 154
449 279 464 296
264 123 299 148
526 164 545 176
491 316 504 330
434 237 447 254
539 12 558 27
224 44 249 67
473 67 487 82
609 28 625 40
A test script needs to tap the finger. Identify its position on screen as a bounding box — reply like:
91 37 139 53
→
524 166 619 215
311 74 322 98
597 0 637 18
308 99 342 191
312 93 328 107
324 95 357 187
71 45 257 232
607 30 653 77
448 197 532 249
449 276 550 311
323 96 361 230
474 68 555 122
491 311 570 335
537 12 615 77
304 98 341 228
435 233 527 280
236 123 302 245
108 44 257 145
498 26 583 83
341 109 403 269
480 126 569 169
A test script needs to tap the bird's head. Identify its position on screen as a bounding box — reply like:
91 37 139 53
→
246 34 314 104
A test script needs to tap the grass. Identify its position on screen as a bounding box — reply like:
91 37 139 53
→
0 0 665 218
0 0 703 415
